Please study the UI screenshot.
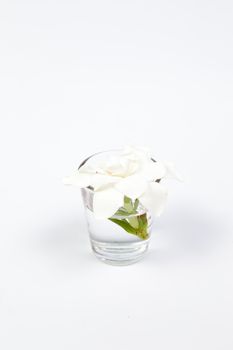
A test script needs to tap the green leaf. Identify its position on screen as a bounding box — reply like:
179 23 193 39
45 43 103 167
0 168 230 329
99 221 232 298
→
124 196 134 213
109 215 149 240
128 216 139 229
109 197 149 240
114 208 130 216
109 218 137 234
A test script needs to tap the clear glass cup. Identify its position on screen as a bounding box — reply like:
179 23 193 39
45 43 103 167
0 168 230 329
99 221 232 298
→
80 151 152 265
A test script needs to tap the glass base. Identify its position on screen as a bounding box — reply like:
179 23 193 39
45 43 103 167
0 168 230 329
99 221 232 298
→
90 238 150 266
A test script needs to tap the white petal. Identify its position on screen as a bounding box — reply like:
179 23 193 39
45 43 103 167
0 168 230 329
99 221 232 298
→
140 161 166 181
115 174 147 199
90 174 120 190
164 162 183 181
100 156 127 176
93 188 124 219
63 171 92 188
122 145 151 159
121 158 139 176
79 163 96 174
139 182 168 217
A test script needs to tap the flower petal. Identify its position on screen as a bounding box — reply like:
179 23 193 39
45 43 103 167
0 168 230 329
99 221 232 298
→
164 162 183 181
122 145 151 160
140 161 166 181
125 159 139 175
79 163 96 174
115 174 147 199
63 171 92 188
93 188 124 219
139 182 168 217
98 156 127 176
90 174 120 190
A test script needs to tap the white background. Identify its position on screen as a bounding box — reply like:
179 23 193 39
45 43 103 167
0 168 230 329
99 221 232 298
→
0 0 233 349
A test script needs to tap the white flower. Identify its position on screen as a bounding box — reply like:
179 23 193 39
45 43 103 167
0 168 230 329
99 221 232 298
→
64 146 181 219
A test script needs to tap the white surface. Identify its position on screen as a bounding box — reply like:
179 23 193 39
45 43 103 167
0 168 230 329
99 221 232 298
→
0 1 233 349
